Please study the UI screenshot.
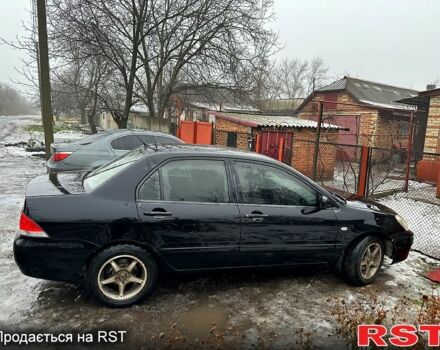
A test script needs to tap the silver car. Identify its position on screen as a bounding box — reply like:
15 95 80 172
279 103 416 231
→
46 129 183 173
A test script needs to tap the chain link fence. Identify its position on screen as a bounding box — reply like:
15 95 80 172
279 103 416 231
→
309 134 440 260
378 152 440 258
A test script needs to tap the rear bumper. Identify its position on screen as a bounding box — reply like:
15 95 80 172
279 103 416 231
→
14 235 97 283
390 230 414 263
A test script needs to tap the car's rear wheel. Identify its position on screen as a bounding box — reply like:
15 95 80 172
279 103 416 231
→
343 236 384 286
84 245 157 307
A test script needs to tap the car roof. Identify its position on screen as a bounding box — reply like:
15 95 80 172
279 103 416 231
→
102 129 177 137
141 144 279 163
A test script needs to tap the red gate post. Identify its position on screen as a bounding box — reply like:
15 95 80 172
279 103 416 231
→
255 133 262 153
357 145 370 197
278 137 285 162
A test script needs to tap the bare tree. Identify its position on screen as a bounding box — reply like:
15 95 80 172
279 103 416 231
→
134 0 278 119
7 0 278 129
0 83 34 116
306 57 329 94
270 57 329 99
48 0 151 128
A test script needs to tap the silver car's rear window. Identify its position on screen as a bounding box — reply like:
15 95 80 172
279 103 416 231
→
83 147 145 192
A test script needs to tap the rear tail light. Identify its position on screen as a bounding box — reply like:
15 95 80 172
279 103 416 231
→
19 212 48 238
51 152 72 162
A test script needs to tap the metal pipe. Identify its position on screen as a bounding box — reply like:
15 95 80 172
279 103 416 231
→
312 101 324 181
404 111 415 192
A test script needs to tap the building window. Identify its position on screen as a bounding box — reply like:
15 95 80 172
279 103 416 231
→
227 132 238 147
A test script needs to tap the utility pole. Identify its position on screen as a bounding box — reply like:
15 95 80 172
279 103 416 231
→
36 0 54 160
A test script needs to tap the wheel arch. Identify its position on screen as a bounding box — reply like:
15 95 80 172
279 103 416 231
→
80 240 168 277
336 231 392 273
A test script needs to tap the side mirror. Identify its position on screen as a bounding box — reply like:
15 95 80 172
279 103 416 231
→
319 194 329 209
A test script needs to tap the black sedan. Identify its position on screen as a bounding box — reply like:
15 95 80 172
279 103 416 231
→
14 145 413 307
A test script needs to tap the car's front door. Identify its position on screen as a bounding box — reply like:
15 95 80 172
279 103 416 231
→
232 160 339 266
136 158 241 270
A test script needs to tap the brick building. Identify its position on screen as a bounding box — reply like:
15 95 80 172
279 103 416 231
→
399 87 440 184
295 77 422 154
212 112 344 178
399 87 440 155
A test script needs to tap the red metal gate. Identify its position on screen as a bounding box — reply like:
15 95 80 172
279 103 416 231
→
331 115 360 161
259 131 293 164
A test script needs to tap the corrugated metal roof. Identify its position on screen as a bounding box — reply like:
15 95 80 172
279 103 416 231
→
174 85 259 113
214 112 345 130
316 77 418 111
316 79 347 92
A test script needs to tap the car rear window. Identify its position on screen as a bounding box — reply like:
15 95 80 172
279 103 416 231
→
155 135 181 144
83 147 144 192
110 135 144 150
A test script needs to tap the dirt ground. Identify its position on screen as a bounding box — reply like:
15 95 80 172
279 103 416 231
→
0 115 439 349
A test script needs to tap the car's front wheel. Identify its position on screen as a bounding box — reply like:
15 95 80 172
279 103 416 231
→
343 236 384 286
84 245 158 307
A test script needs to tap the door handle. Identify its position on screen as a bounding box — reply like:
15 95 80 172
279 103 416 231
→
144 209 173 217
245 211 269 218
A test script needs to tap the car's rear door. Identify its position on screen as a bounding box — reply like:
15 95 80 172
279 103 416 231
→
136 157 241 270
232 160 339 266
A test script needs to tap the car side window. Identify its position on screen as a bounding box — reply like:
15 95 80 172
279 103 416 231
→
234 161 318 206
110 135 143 150
161 159 229 203
138 170 160 200
138 134 155 144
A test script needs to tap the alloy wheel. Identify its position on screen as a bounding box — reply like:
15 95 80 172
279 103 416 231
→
360 242 382 279
97 255 147 301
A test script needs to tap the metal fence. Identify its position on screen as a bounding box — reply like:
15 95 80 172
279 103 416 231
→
378 152 440 259
309 135 440 260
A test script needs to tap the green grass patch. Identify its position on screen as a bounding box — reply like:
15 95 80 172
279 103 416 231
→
23 123 77 133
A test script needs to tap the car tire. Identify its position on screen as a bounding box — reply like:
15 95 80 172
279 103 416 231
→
84 244 158 307
342 236 384 286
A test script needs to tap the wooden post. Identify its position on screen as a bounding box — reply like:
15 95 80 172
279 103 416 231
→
278 137 285 162
36 0 54 160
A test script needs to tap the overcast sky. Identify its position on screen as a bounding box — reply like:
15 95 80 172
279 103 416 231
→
0 0 438 91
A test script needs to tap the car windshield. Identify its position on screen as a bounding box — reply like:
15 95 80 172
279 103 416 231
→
83 146 145 192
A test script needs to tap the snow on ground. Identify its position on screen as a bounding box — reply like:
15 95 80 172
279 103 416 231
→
0 115 439 349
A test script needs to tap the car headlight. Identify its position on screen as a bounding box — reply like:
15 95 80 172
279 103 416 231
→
395 214 409 231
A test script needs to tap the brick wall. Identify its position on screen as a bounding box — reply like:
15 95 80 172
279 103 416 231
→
290 129 338 179
297 92 381 147
424 96 440 153
213 116 339 180
214 117 252 150
374 115 402 148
